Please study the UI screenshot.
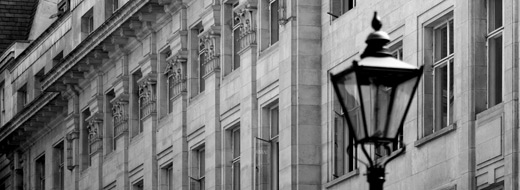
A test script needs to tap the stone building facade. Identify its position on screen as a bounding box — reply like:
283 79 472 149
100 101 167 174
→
0 0 517 190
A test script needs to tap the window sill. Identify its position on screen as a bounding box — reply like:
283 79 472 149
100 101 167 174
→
324 169 359 189
414 123 457 147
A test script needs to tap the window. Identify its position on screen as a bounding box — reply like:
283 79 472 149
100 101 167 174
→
132 70 143 137
375 42 404 158
81 109 91 168
331 94 357 178
231 2 241 71
330 0 355 18
269 0 279 45
106 89 116 151
54 141 65 190
132 180 144 190
256 103 279 190
112 0 119 13
422 15 455 138
190 23 205 96
487 0 503 108
231 128 240 190
191 146 205 190
53 51 64 67
162 48 174 113
0 83 4 123
198 29 206 93
17 84 28 111
163 165 173 190
35 154 46 190
81 8 94 37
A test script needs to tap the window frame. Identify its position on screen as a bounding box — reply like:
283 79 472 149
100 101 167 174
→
231 2 241 72
431 18 455 135
231 127 240 190
268 0 280 45
53 141 65 190
35 154 46 190
486 0 504 108
330 0 356 19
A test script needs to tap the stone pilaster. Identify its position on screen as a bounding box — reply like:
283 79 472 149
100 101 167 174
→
200 28 221 77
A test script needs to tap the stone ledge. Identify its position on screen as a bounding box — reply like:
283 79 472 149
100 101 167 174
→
324 169 359 189
414 123 457 147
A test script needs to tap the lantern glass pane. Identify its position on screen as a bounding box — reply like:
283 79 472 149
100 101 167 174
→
356 63 422 141
331 71 365 141
385 74 421 138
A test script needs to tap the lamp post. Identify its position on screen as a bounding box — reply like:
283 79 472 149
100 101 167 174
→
330 12 424 190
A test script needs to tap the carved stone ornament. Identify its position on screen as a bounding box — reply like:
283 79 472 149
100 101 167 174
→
235 6 257 50
199 30 221 76
138 77 157 119
165 56 187 98
112 99 129 137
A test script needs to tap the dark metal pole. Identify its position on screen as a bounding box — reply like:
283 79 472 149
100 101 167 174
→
367 166 385 190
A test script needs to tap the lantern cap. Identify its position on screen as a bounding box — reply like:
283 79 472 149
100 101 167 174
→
361 12 392 58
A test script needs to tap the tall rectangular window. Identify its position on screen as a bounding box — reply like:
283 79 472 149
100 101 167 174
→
269 0 279 45
132 70 143 137
0 83 4 123
331 94 357 179
198 28 206 93
256 103 280 190
81 8 94 37
269 106 279 190
35 155 46 190
54 142 65 190
330 0 356 19
190 23 205 96
431 19 455 136
487 0 503 108
191 146 205 190
17 84 28 111
82 109 91 168
106 90 116 151
161 164 174 190
375 43 404 158
232 2 241 71
53 51 64 67
231 128 240 190
112 0 119 13
167 166 173 190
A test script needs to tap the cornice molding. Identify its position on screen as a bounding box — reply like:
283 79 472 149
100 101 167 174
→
41 0 151 91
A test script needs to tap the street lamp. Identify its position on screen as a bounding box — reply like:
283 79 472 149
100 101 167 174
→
330 12 424 190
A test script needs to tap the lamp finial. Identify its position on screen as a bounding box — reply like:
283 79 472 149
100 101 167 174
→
371 12 382 31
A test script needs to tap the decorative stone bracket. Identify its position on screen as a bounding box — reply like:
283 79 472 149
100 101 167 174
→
165 55 187 99
86 113 103 155
235 5 257 51
138 74 157 119
199 27 221 77
111 94 130 138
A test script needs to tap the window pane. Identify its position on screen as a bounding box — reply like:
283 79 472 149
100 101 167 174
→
255 138 271 190
270 107 279 138
434 25 448 62
270 0 279 44
199 149 205 178
434 64 448 130
233 129 240 158
488 0 503 32
449 20 454 55
331 0 341 17
233 161 240 190
233 27 241 70
488 35 503 106
449 59 454 125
